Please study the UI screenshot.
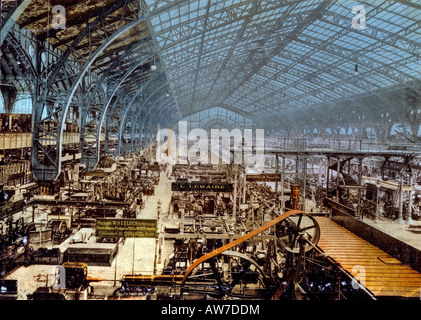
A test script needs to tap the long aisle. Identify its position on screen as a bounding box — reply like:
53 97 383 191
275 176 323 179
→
315 216 421 298
88 169 172 289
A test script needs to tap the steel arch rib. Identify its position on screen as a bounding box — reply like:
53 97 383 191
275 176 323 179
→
0 0 32 46
104 72 165 155
154 107 181 136
116 74 167 154
143 102 178 144
32 0 146 181
80 51 157 170
121 94 172 154
140 96 174 143
134 95 173 149
128 84 172 152
57 19 147 159
130 83 174 143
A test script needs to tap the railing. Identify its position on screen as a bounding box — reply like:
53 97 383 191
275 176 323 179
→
269 137 421 153
0 132 106 150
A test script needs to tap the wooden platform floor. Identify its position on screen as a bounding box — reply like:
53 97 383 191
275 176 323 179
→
315 217 421 299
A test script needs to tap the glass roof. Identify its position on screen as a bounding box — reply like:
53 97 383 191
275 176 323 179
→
145 0 421 128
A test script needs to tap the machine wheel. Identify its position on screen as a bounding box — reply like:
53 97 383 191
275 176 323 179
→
181 251 270 299
276 213 320 253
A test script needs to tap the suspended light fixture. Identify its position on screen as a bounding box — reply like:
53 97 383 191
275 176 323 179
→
354 64 359 75
151 58 157 71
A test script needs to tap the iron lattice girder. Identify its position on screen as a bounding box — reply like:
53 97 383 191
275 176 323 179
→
32 0 147 181
0 0 32 46
120 93 174 154
119 81 175 152
105 71 166 155
231 22 420 111
320 11 421 57
149 0 306 51
80 40 157 170
189 2 331 114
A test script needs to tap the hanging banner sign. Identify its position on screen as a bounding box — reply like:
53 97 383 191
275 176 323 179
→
95 218 157 238
171 182 233 192
246 174 282 182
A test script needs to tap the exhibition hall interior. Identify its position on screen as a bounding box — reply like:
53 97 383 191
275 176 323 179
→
1 0 421 300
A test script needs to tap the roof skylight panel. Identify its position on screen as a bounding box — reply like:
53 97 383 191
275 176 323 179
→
332 34 371 51
364 74 395 88
375 46 411 62
310 51 341 64
400 63 421 78
295 0 323 10
286 40 314 54
399 6 421 20
341 82 363 94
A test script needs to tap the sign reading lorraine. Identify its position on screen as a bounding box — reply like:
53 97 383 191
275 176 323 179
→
95 218 157 238
171 182 233 192
246 174 282 182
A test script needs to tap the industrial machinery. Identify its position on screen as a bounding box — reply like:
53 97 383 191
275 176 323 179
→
28 262 94 300
109 163 369 301
115 208 369 300
0 217 35 276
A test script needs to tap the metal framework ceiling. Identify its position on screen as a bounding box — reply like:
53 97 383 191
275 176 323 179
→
1 0 421 182
144 0 421 128
1 0 181 181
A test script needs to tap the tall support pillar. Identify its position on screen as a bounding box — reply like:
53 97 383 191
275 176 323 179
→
242 166 247 204
281 156 286 212
396 175 404 224
233 171 237 220
407 174 414 225
375 179 380 223
357 157 363 219
302 156 307 212
336 158 341 202
275 154 279 193
326 156 330 198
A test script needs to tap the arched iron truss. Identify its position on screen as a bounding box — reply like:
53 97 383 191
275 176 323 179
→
118 81 173 154
144 0 421 129
80 40 158 170
1 0 421 182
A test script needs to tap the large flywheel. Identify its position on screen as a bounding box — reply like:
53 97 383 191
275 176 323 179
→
181 251 270 299
179 210 321 300
276 213 320 253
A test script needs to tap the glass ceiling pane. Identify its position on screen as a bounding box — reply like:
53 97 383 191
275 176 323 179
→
144 0 421 123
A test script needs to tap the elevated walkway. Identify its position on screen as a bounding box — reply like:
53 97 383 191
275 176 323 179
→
315 216 421 299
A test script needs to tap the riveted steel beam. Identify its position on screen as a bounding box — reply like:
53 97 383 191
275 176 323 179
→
32 0 147 181
119 84 173 154
80 44 157 170
104 71 165 155
0 0 32 46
